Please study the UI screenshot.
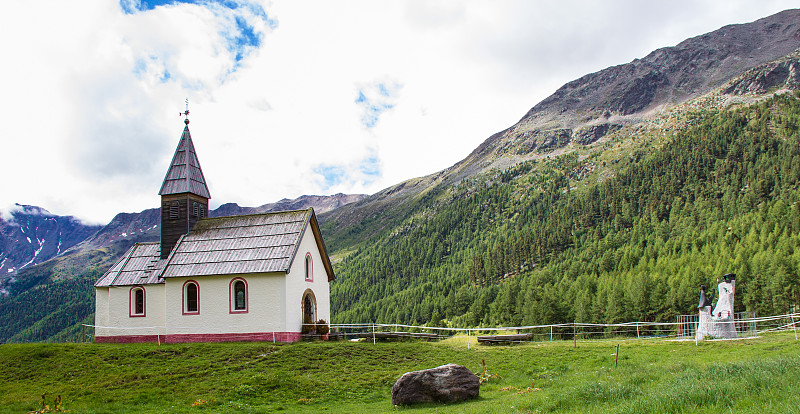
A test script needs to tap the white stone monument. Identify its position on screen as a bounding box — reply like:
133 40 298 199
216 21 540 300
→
696 274 737 340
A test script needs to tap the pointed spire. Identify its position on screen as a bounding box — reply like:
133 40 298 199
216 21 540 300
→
158 115 211 199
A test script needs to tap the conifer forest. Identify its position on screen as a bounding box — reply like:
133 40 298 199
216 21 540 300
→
325 93 800 330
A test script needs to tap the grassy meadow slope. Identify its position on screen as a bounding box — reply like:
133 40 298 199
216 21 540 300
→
1 333 799 413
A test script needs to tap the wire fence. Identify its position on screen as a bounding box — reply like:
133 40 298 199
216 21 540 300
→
328 312 800 345
79 312 800 345
676 311 756 339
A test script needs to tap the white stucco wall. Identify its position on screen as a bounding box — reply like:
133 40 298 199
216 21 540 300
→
286 227 331 333
95 220 333 340
94 288 109 336
96 284 166 337
164 273 286 335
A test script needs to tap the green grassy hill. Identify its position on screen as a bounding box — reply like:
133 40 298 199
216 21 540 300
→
0 244 131 343
323 92 800 328
2 333 799 413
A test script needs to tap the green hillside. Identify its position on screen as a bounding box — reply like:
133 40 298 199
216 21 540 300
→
324 93 800 327
1 333 799 413
0 242 134 343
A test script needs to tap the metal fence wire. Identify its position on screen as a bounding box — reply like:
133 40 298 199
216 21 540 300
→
676 311 756 339
325 312 797 344
80 312 799 344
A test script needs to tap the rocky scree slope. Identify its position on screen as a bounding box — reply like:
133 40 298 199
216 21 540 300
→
474 8 800 168
0 205 101 277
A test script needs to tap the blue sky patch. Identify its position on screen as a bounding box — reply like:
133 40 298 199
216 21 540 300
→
231 15 261 62
133 56 172 83
355 81 402 129
359 155 381 178
314 165 347 189
120 0 276 64
120 0 181 14
314 153 382 191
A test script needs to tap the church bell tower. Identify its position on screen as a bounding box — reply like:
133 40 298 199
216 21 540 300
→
158 107 210 259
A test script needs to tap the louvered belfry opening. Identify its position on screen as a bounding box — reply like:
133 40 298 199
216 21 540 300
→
160 194 208 258
158 124 211 259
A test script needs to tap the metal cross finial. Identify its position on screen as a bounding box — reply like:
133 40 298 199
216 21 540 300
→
180 98 190 125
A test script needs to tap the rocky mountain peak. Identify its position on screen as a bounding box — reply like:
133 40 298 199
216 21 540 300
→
0 204 102 276
467 9 800 166
527 9 800 122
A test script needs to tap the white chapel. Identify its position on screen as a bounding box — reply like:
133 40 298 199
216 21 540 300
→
93 115 334 343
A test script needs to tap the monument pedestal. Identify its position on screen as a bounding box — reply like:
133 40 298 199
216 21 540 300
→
695 275 737 341
696 307 737 340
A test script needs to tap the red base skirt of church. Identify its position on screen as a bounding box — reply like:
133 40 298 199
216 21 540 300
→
95 332 301 343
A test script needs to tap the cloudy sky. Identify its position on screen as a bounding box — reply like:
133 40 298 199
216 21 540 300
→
1 0 797 224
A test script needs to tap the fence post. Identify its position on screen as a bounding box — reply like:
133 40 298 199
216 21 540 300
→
792 315 798 341
372 323 376 345
636 323 640 339
550 325 553 341
467 329 470 350
573 322 577 348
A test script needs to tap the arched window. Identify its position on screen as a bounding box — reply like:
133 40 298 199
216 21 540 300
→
229 278 248 313
130 286 145 317
235 282 245 309
304 253 313 282
183 280 199 315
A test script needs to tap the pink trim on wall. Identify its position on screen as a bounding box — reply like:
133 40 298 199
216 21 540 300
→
228 277 249 314
129 286 146 318
165 332 301 343
304 252 313 282
182 280 200 315
95 332 302 344
95 335 161 343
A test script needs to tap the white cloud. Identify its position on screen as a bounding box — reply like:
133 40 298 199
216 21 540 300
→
0 204 24 223
0 0 797 223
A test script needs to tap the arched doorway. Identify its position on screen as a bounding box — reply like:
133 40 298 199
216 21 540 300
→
301 289 317 329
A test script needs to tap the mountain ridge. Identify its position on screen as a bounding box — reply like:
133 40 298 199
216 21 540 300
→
0 204 102 277
0 193 367 280
472 8 800 171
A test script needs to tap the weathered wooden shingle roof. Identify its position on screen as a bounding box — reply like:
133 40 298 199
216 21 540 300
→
159 125 211 199
161 210 309 277
95 208 335 287
94 243 166 287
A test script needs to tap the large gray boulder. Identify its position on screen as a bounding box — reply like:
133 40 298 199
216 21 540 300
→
391 363 480 406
